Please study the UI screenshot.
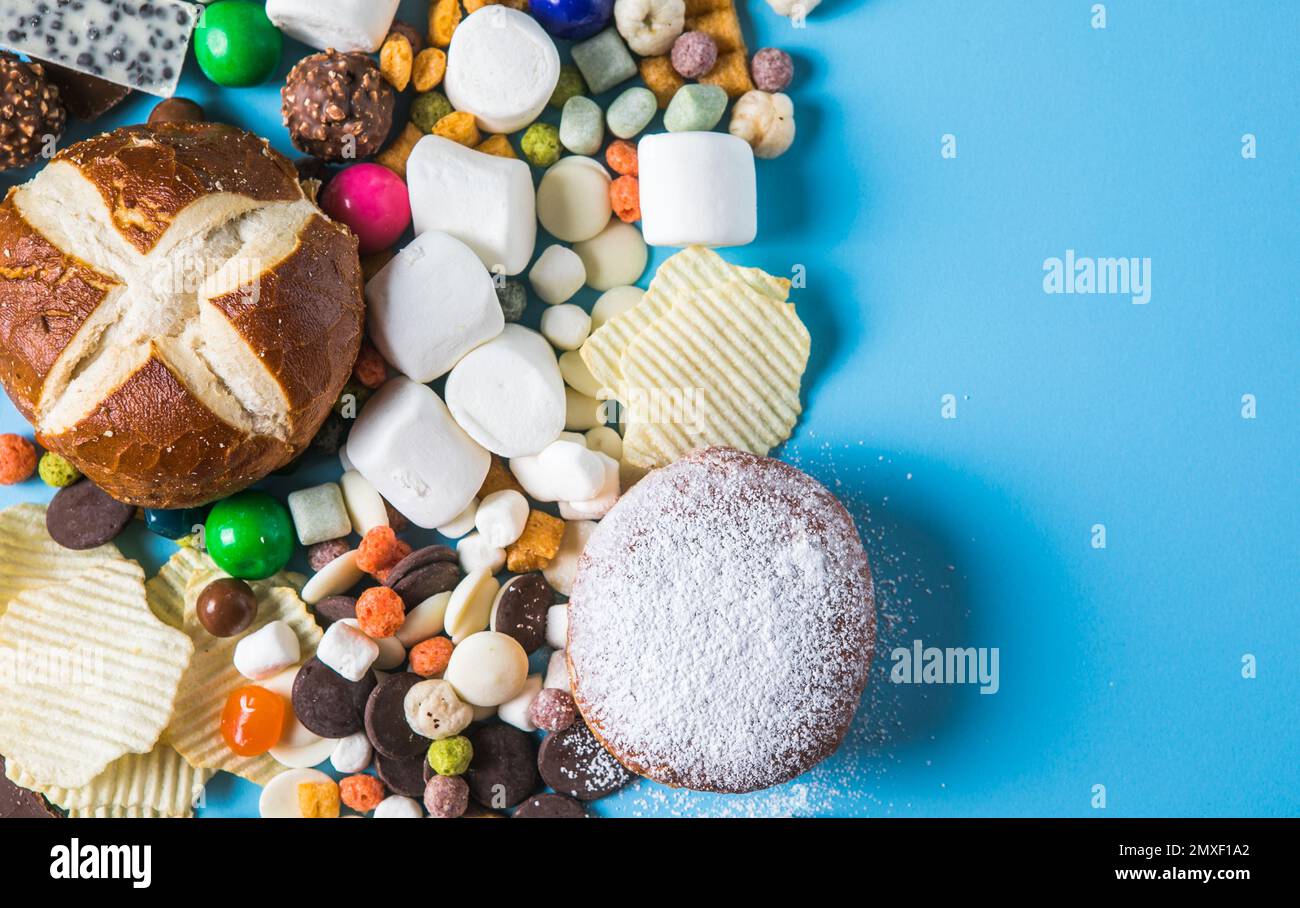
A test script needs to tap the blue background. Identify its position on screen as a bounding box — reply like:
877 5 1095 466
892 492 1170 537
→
2 0 1297 817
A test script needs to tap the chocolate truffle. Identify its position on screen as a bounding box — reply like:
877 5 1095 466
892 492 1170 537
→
282 51 395 162
0 52 66 171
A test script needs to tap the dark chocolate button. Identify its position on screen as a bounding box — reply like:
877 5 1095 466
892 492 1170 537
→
491 573 552 654
45 481 135 550
513 793 586 818
464 723 539 810
384 546 459 609
538 721 633 801
291 657 376 738
195 578 257 637
0 756 59 818
312 595 357 627
364 672 431 758
375 750 428 798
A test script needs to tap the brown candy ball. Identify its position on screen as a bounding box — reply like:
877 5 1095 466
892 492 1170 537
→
281 51 395 162
529 687 577 733
148 97 205 127
196 577 258 637
0 52 66 172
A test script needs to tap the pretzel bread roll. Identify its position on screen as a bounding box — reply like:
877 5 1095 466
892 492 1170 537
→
0 123 364 507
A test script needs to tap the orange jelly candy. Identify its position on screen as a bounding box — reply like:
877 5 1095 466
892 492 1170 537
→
220 685 285 756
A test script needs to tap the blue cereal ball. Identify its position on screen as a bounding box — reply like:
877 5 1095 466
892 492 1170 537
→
664 83 728 133
560 96 605 155
570 27 637 95
144 507 207 540
606 87 657 139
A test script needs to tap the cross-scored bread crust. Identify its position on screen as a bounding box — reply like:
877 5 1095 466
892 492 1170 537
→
0 124 364 508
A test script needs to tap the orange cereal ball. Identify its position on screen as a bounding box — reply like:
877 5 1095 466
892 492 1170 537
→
339 774 386 813
409 636 454 677
356 586 406 638
605 138 638 176
352 342 389 390
610 175 641 223
356 526 411 576
0 434 37 485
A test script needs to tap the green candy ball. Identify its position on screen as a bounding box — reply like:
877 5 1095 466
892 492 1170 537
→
411 92 453 134
427 735 473 776
205 491 295 580
195 1 283 88
37 451 81 488
520 123 561 168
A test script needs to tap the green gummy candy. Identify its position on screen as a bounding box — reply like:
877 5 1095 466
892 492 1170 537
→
606 87 657 140
664 84 729 133
560 96 604 156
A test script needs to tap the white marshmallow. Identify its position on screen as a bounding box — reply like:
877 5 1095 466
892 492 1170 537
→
265 0 398 52
330 731 373 774
543 520 597 596
474 490 529 548
394 591 451 648
339 470 388 536
529 245 587 305
590 285 645 329
436 498 479 539
444 324 566 458
536 156 612 243
301 549 363 605
348 377 490 529
540 303 592 351
497 673 543 732
546 605 569 651
544 648 570 691
638 132 757 247
374 795 423 818
572 219 648 290
408 134 536 275
559 451 620 519
444 6 560 134
366 231 503 382
456 531 506 575
317 621 380 682
259 768 333 818
508 439 605 502
564 387 604 431
233 621 301 681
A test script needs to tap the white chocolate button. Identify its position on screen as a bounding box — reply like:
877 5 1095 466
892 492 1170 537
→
443 630 529 707
536 156 612 243
529 244 587 305
339 470 389 536
374 795 423 818
590 285 644 329
559 350 603 398
260 666 322 749
497 673 543 732
403 678 473 740
474 490 529 548
541 303 592 351
546 604 569 650
564 387 603 431
573 219 647 291
444 568 501 643
584 426 623 461
543 519 597 596
301 549 363 605
394 591 451 648
259 767 333 818
269 735 338 770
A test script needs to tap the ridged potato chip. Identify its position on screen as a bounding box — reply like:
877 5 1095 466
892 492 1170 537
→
0 503 124 618
153 548 321 786
0 556 194 789
6 742 210 818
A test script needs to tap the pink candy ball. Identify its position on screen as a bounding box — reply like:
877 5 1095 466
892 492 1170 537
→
319 163 411 254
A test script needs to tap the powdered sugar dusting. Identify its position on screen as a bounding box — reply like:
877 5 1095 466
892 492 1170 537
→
568 447 875 793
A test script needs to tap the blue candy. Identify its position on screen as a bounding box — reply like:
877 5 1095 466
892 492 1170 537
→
529 0 614 42
144 507 207 540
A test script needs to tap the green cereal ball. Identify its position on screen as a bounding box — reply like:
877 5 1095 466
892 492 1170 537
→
427 735 473 776
548 64 587 110
411 91 453 133
37 451 81 488
521 123 562 167
496 279 527 322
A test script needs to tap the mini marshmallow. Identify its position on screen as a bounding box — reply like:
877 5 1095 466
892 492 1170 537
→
300 549 364 605
436 498 479 539
508 439 606 502
543 519 597 596
541 304 593 351
341 619 407 671
565 387 604 431
444 325 567 458
529 245 587 305
546 605 569 651
266 0 399 53
339 470 388 536
497 673 543 732
559 451 620 519
394 591 451 648
408 135 537 275
638 132 757 247
457 531 507 575
474 490 529 548
536 156 612 243
444 6 560 134
366 230 503 382
347 377 490 529
330 731 373 774
233 621 301 681
317 621 381 683
544 648 570 691
572 218 648 290
374 795 423 818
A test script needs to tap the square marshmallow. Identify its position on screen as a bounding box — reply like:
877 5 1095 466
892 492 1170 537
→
366 230 504 382
233 621 301 681
407 135 537 275
638 132 757 248
266 0 399 53
317 621 381 683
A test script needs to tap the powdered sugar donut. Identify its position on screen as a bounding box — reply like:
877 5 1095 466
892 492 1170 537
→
567 447 874 793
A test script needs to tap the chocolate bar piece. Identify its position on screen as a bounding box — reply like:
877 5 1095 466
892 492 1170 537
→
0 0 201 98
42 64 132 121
